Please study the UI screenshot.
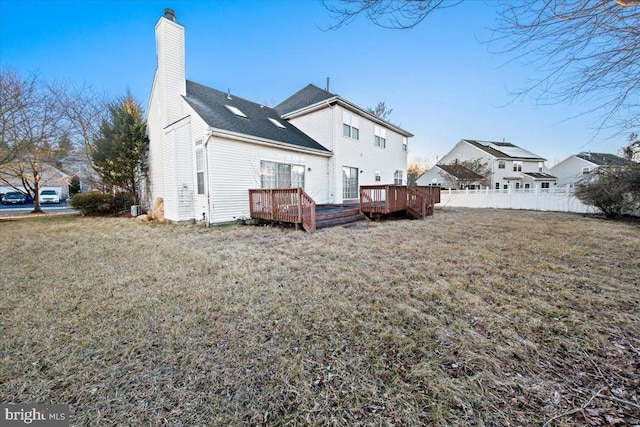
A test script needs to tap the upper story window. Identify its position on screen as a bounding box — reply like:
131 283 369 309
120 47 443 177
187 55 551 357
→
582 167 590 174
342 110 359 140
513 161 522 172
225 105 247 118
498 160 505 169
538 162 544 172
374 125 386 148
375 169 381 182
403 137 408 152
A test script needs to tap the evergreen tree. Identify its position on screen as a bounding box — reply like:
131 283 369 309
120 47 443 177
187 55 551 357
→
92 93 148 205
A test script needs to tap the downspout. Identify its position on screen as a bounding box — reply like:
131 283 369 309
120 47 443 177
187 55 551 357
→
204 132 213 227
327 99 334 203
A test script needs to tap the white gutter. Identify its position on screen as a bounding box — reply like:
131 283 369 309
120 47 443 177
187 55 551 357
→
281 96 414 137
208 128 333 157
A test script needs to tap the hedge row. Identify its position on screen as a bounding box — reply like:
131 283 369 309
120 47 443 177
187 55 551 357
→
69 192 136 216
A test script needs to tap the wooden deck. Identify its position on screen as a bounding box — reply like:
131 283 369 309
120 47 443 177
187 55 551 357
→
360 185 440 219
249 185 440 232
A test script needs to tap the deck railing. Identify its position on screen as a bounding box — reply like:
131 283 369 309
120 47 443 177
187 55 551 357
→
249 188 317 232
360 185 440 219
360 185 409 214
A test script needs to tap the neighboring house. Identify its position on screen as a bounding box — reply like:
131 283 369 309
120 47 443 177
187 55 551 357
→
416 163 487 189
147 9 411 223
0 163 70 200
57 154 103 192
550 152 631 188
437 139 557 190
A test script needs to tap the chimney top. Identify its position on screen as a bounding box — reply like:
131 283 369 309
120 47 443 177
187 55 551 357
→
164 8 176 22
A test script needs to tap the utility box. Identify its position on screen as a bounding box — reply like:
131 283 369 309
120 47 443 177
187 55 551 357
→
131 205 141 217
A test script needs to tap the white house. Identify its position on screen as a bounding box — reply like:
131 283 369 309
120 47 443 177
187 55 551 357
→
416 163 487 189
146 9 411 224
434 139 556 190
550 152 630 188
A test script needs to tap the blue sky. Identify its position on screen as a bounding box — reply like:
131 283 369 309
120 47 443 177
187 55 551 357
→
0 0 631 166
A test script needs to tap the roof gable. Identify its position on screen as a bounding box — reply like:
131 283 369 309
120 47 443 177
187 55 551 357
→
576 152 629 166
184 80 331 153
274 84 335 116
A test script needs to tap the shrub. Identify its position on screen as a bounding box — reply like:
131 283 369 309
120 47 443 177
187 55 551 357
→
113 192 135 215
69 192 114 215
575 163 640 218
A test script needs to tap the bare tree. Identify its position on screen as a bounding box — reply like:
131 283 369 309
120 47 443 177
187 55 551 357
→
51 81 109 158
621 132 639 161
407 156 430 186
324 0 640 132
323 0 462 30
0 69 70 213
366 101 393 121
575 162 640 218
0 69 29 166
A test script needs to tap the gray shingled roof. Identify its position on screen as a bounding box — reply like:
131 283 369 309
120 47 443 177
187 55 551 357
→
523 172 557 180
274 84 336 116
463 139 545 160
576 152 629 166
184 81 331 153
439 164 487 181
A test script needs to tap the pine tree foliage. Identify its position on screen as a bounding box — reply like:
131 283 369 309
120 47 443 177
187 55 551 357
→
92 93 148 206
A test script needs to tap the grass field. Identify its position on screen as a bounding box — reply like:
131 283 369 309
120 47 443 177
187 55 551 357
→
1 208 639 426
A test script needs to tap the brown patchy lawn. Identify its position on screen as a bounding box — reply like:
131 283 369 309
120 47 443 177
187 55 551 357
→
1 208 638 426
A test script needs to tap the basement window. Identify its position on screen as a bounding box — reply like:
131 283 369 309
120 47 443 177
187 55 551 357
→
268 118 286 129
225 105 247 118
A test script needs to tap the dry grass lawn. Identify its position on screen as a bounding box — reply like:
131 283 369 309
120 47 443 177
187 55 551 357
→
1 208 639 426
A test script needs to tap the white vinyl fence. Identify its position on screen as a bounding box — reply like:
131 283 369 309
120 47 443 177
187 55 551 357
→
439 187 598 214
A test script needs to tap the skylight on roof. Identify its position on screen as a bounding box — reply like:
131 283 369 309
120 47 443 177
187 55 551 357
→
268 118 286 129
225 105 247 118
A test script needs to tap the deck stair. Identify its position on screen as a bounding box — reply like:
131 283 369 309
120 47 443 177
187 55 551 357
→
315 204 367 230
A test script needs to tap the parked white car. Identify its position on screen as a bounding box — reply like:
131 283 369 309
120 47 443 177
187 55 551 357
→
39 190 60 204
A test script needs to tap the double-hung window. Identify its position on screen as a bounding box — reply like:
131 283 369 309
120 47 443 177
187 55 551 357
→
260 161 305 189
394 170 403 185
498 160 505 169
195 139 205 195
342 111 360 140
513 161 522 172
374 125 386 148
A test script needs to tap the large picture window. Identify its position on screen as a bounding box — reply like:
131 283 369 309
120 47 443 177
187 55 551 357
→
260 161 305 189
343 166 359 199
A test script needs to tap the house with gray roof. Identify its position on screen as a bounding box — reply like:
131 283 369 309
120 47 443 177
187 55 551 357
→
550 152 631 188
437 139 557 190
146 9 411 223
416 163 488 189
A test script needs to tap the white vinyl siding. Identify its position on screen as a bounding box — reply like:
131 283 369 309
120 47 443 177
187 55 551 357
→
207 137 329 223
